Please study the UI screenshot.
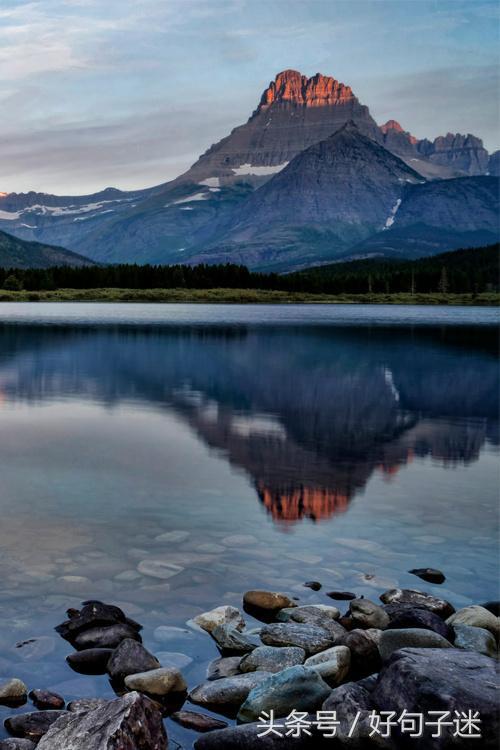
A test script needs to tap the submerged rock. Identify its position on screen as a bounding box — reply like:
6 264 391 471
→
446 605 500 640
36 692 167 749
29 689 65 710
193 606 245 634
0 679 27 707
189 672 271 714
409 567 446 584
260 622 337 654
240 646 305 673
379 627 452 661
379 589 454 619
171 710 228 732
124 666 187 696
67 648 114 674
237 665 331 723
107 639 160 683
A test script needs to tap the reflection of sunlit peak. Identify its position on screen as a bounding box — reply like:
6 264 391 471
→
231 414 286 439
257 483 349 525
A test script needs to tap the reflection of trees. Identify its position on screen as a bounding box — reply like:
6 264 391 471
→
0 323 497 524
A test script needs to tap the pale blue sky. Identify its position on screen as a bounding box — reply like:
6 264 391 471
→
1 0 498 194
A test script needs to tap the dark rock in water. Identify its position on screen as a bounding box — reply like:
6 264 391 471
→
326 591 357 601
67 698 109 713
373 648 499 749
107 639 160 683
379 588 455 619
74 623 141 650
304 581 322 591
206 656 242 681
4 711 66 742
189 672 272 716
260 622 336 655
340 629 381 677
171 710 228 732
55 601 141 644
36 692 167 750
0 740 36 750
387 607 454 641
29 689 65 710
409 568 446 584
481 600 500 616
67 648 114 674
194 717 328 749
211 625 257 655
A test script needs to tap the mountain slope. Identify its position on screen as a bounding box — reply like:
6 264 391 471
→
0 230 93 269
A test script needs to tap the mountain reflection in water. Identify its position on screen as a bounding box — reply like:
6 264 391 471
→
0 323 497 525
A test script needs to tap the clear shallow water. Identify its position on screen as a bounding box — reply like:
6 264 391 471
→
0 304 498 743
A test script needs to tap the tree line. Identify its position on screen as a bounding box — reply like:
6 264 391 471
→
0 243 498 294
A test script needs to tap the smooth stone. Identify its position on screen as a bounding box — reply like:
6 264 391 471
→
447 605 500 640
206 656 242 681
156 651 193 669
326 591 357 601
0 741 36 750
340 629 381 677
379 627 452 661
67 698 108 712
124 666 187 696
306 646 351 686
29 690 65 710
4 711 66 742
211 625 257 655
107 639 160 683
276 604 341 623
409 567 446 584
137 559 184 580
374 649 499 749
387 607 454 641
55 601 139 643
37 692 167 750
237 665 331 723
379 588 455 619
453 623 498 658
240 646 305 673
171 710 228 732
193 721 324 749
260 622 336 655
305 644 350 668
66 648 114 674
243 590 296 614
349 599 390 629
74 623 141 650
0 679 27 707
189 672 272 714
154 530 190 543
304 581 321 591
193 606 245 634
153 625 194 643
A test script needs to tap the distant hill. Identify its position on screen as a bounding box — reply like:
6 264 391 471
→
0 230 93 269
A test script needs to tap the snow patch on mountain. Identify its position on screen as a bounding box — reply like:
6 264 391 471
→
383 198 402 229
231 162 289 176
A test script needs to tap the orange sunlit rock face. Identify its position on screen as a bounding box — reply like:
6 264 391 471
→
380 119 418 144
259 70 354 109
257 483 349 525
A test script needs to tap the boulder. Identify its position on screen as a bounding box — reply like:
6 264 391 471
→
107 639 160 683
453 623 498 658
349 599 390 629
206 656 242 681
0 741 36 750
260 622 336 654
243 590 296 615
4 711 66 742
124 666 187 696
0 679 27 707
447 605 500 640
171 710 228 732
193 606 245 634
193 720 326 749
322 682 391 748
373 648 499 748
67 648 114 674
481 600 500 616
340 629 382 677
379 589 454 619
189 672 271 715
211 625 257 655
240 645 305 673
378 628 452 661
74 623 141 650
237 665 331 723
276 604 341 624
386 607 453 641
409 568 446 584
36 692 167 749
55 601 141 644
305 645 351 684
29 689 65 710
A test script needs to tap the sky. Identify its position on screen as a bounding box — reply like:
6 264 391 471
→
0 0 498 195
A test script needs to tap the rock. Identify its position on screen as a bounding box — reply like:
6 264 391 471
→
206 656 242 680
482 600 500 616
124 666 187 696
349 599 390 629
340 629 381 677
322 682 388 748
387 607 454 641
193 720 324 749
374 648 499 749
193 606 245 634
379 627 452 661
243 590 296 620
74 623 141 650
323 679 372 711
240 646 305 673
447 605 500 640
409 567 446 584
326 590 357 601
211 625 257 655
379 589 454 619
237 665 331 723
304 581 321 591
0 679 27 707
67 698 109 712
0 741 36 750
453 624 498 657
171 710 228 732
29 689 65 710
4 711 66 742
137 559 184 580
189 672 271 715
36 692 167 750
67 648 114 674
107 639 160 683
276 604 341 626
260 622 336 655
306 646 351 686
55 601 140 644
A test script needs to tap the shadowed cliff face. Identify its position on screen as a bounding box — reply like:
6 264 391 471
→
0 323 497 525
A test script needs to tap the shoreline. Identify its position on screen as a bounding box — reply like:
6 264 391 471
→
0 288 498 306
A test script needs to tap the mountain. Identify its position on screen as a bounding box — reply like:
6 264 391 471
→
488 150 500 176
0 229 93 269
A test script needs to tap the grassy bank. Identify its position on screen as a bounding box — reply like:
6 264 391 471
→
0 287 498 305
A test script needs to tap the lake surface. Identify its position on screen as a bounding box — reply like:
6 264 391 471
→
0 303 498 743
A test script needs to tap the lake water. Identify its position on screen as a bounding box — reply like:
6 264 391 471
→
0 303 498 743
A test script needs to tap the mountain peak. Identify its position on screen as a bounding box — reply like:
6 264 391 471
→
259 69 354 109
381 119 404 134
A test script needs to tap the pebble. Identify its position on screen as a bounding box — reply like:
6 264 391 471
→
171 710 228 733
304 581 322 591
29 690 65 710
0 679 28 707
409 567 446 584
243 590 296 614
326 591 357 601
